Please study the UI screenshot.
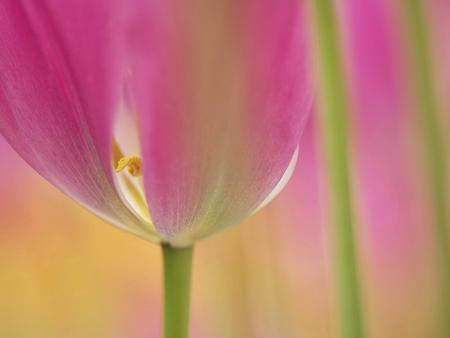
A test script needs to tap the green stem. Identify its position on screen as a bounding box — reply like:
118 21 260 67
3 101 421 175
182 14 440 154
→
312 1 365 338
162 244 194 338
403 1 450 336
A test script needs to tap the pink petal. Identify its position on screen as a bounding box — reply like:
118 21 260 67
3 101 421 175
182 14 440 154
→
0 0 155 239
125 0 312 244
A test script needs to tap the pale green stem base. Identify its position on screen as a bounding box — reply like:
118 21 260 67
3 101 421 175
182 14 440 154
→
162 244 194 338
404 1 450 336
312 1 365 338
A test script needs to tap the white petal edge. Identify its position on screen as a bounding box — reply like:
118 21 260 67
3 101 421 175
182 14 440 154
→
111 104 159 237
251 146 299 215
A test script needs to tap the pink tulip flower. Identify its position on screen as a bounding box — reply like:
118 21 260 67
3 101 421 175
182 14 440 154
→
0 0 312 247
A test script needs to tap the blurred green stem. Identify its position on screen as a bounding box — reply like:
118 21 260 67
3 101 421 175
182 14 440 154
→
162 244 194 338
312 1 365 338
404 1 450 336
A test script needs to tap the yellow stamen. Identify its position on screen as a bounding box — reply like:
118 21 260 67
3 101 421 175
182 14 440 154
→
113 140 125 165
116 156 142 177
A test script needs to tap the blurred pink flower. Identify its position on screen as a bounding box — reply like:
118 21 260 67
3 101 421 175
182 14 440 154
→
342 1 436 336
0 0 312 247
276 1 442 337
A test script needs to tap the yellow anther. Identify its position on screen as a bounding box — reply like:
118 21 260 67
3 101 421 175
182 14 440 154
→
116 156 142 177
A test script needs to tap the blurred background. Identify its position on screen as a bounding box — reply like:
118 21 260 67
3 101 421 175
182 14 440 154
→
0 1 448 338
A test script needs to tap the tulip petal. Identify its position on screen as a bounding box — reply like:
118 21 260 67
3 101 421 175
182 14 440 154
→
35 0 122 174
125 0 312 245
0 0 157 240
252 147 299 216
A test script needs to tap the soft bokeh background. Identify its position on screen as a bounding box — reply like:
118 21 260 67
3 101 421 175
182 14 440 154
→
0 2 448 338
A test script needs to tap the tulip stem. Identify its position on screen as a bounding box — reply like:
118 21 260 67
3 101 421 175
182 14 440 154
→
162 244 194 338
312 1 365 338
404 1 450 336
